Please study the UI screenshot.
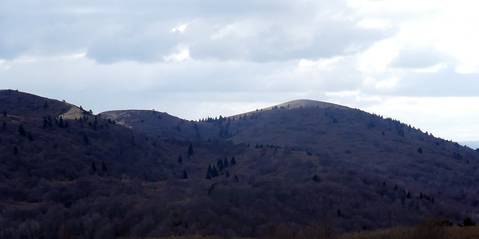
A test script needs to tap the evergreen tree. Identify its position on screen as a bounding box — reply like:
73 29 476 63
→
27 132 33 141
187 143 194 157
83 134 90 145
337 209 342 217
223 157 229 168
182 170 188 179
417 147 423 154
91 162 97 174
178 155 183 164
231 157 236 165
57 117 65 128
217 159 224 171
211 166 219 177
18 124 26 136
2 121 6 130
43 118 49 128
206 165 212 179
464 217 476 227
101 161 107 172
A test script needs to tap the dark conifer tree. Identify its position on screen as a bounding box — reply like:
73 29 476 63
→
178 155 183 164
27 132 33 141
217 159 224 171
464 217 476 226
83 134 90 145
43 118 49 128
187 143 194 156
211 166 219 177
101 161 107 172
183 170 188 179
91 162 97 174
57 117 64 128
337 209 342 217
206 165 212 179
18 124 26 136
231 157 236 165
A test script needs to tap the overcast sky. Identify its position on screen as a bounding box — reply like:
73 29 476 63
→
1 0 478 143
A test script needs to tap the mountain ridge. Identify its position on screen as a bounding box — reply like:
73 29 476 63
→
1 89 479 239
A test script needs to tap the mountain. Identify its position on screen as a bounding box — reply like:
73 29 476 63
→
0 89 180 181
99 110 219 141
2 90 479 239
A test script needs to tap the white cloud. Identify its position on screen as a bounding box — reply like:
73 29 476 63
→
366 96 479 141
171 23 189 33
0 0 390 62
163 48 191 62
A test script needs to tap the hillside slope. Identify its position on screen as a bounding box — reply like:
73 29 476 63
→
100 99 479 226
2 91 479 239
100 110 219 141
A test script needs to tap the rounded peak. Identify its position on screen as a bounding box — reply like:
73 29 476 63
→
101 109 158 114
100 109 185 122
229 99 348 119
101 109 172 117
0 89 77 117
274 99 346 110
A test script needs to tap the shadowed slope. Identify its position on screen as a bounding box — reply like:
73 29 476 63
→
2 91 479 238
100 110 219 141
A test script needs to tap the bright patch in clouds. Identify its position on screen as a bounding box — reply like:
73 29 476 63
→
171 24 189 33
0 0 478 142
164 48 191 62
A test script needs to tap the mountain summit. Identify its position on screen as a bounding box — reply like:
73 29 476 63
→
274 99 348 110
1 90 478 238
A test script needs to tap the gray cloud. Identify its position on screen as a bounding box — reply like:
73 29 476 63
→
0 0 391 62
188 19 390 62
392 47 446 69
393 67 479 96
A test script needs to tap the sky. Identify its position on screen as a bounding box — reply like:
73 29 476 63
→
0 0 478 143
